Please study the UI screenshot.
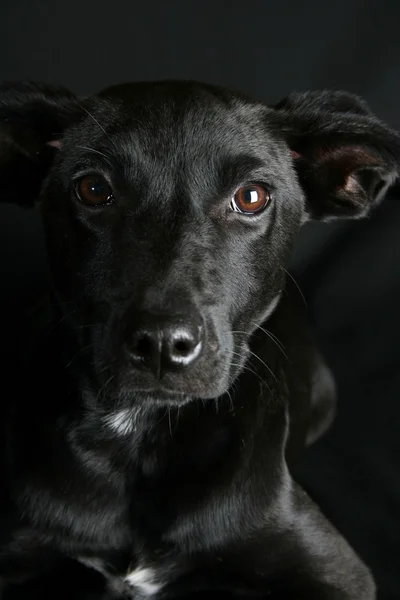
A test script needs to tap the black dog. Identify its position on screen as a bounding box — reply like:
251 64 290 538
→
1 80 399 599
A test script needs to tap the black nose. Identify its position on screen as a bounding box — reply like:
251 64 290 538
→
127 313 203 377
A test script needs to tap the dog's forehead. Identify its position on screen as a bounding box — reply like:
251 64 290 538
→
87 82 276 157
62 82 292 198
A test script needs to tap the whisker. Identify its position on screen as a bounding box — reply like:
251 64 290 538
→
64 343 95 368
251 323 288 359
77 102 111 139
168 407 172 438
213 397 219 414
76 146 114 170
176 404 181 427
49 306 79 330
76 145 112 162
75 323 100 330
247 349 277 382
96 374 116 412
281 267 307 307
226 389 234 413
228 362 273 395
231 327 287 359
231 348 277 383
155 407 169 429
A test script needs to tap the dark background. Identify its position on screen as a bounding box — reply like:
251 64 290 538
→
0 1 399 598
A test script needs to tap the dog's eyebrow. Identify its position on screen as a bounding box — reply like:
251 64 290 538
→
73 145 115 170
77 146 112 161
218 155 268 187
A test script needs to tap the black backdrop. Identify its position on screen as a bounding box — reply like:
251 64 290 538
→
0 1 399 599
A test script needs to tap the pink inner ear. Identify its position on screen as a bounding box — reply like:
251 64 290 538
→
47 140 62 150
290 150 301 160
343 172 361 194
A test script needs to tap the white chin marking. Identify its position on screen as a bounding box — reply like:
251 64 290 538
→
104 407 137 436
125 566 163 596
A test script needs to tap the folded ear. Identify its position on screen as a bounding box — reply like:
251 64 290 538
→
272 91 400 220
0 82 77 207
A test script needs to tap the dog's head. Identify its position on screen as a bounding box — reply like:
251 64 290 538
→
1 81 399 408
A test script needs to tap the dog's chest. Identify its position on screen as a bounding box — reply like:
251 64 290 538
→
79 558 166 598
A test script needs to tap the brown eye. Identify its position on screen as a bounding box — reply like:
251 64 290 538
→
231 185 271 215
75 175 114 206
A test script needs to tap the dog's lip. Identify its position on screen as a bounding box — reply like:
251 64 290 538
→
126 386 195 401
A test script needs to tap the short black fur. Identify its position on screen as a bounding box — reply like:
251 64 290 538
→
1 80 399 599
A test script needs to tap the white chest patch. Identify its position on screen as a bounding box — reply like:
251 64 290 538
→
79 558 164 598
78 556 108 576
124 566 163 596
104 407 140 436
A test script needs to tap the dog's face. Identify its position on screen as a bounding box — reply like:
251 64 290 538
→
1 81 399 407
41 83 304 405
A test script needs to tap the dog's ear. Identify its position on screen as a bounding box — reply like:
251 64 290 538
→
272 91 400 220
0 82 77 207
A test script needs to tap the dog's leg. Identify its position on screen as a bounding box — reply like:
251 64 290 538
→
262 484 375 599
189 483 375 600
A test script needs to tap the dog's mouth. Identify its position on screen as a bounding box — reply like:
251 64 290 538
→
87 320 251 409
115 373 231 406
98 348 247 409
120 387 194 407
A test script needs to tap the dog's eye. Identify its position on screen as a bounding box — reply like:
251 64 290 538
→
230 185 271 215
75 175 114 206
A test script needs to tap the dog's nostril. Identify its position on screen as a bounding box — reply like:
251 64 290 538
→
173 339 192 355
134 336 153 357
130 332 160 363
166 326 203 368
